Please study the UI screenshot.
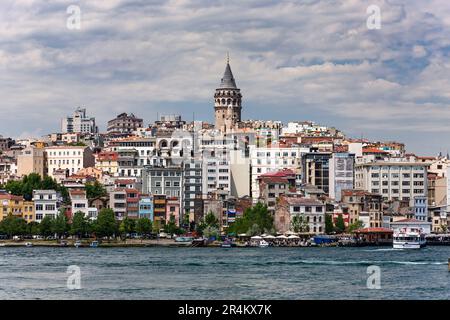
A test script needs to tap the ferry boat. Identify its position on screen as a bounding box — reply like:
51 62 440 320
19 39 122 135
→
393 228 426 249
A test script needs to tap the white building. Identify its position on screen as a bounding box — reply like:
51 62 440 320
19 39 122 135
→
329 152 355 201
45 146 95 178
61 107 97 134
249 145 307 201
33 190 59 223
355 161 428 206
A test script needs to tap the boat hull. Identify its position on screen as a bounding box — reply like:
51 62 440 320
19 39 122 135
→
393 241 426 249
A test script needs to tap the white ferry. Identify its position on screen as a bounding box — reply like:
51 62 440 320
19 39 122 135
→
393 228 426 249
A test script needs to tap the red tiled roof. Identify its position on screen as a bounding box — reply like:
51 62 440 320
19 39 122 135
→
354 227 393 233
260 169 295 178
363 148 388 154
391 218 429 224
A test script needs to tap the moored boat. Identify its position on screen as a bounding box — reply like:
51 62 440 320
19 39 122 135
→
393 228 426 249
25 242 33 247
74 240 82 248
90 241 99 248
259 240 269 248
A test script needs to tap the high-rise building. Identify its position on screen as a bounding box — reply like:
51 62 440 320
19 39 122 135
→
61 107 97 134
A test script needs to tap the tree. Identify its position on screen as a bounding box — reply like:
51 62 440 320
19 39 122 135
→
204 211 219 228
164 214 183 236
51 212 69 239
85 181 107 200
291 215 309 233
119 217 136 238
228 203 273 235
39 216 54 237
0 216 27 238
440 224 448 233
325 214 334 234
348 220 364 232
334 214 346 234
93 208 117 239
203 225 220 239
136 217 152 236
71 211 90 239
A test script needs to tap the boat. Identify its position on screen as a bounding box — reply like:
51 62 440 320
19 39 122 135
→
393 228 426 249
221 239 233 248
25 242 33 247
259 240 269 248
74 240 82 248
90 241 99 248
175 236 194 243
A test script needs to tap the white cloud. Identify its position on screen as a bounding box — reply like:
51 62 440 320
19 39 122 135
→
0 0 449 154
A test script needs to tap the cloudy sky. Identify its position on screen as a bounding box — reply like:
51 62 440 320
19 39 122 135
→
1 0 449 155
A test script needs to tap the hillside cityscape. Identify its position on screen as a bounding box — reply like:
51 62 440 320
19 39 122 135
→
0 60 448 242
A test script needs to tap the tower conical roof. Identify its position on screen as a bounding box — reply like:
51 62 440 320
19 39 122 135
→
219 63 237 89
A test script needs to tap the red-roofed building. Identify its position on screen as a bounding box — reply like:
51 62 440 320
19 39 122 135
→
258 169 296 214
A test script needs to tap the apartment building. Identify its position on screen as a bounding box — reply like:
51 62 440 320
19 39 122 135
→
45 146 95 178
0 193 24 222
275 195 326 234
355 161 428 205
33 190 59 223
95 151 119 175
109 188 140 220
107 113 143 134
329 152 354 201
249 145 304 201
257 169 296 214
341 189 383 227
17 146 46 178
302 152 332 196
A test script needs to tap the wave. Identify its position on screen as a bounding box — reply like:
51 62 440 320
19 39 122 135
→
259 260 447 266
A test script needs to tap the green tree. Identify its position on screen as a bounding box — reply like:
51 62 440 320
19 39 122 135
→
85 181 107 200
164 214 182 236
203 225 220 239
93 208 117 239
325 214 334 234
119 217 136 238
334 214 346 234
51 211 69 239
136 217 152 236
70 211 90 239
0 216 27 238
291 215 309 233
228 203 273 235
348 220 364 232
39 216 54 237
204 211 219 228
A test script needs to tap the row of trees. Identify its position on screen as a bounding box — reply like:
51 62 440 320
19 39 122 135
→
1 173 69 202
0 209 155 240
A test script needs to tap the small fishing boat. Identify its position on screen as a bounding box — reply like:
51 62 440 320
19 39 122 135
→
74 240 82 248
25 242 33 247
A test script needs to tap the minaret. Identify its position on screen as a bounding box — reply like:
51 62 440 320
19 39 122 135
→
214 54 242 132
